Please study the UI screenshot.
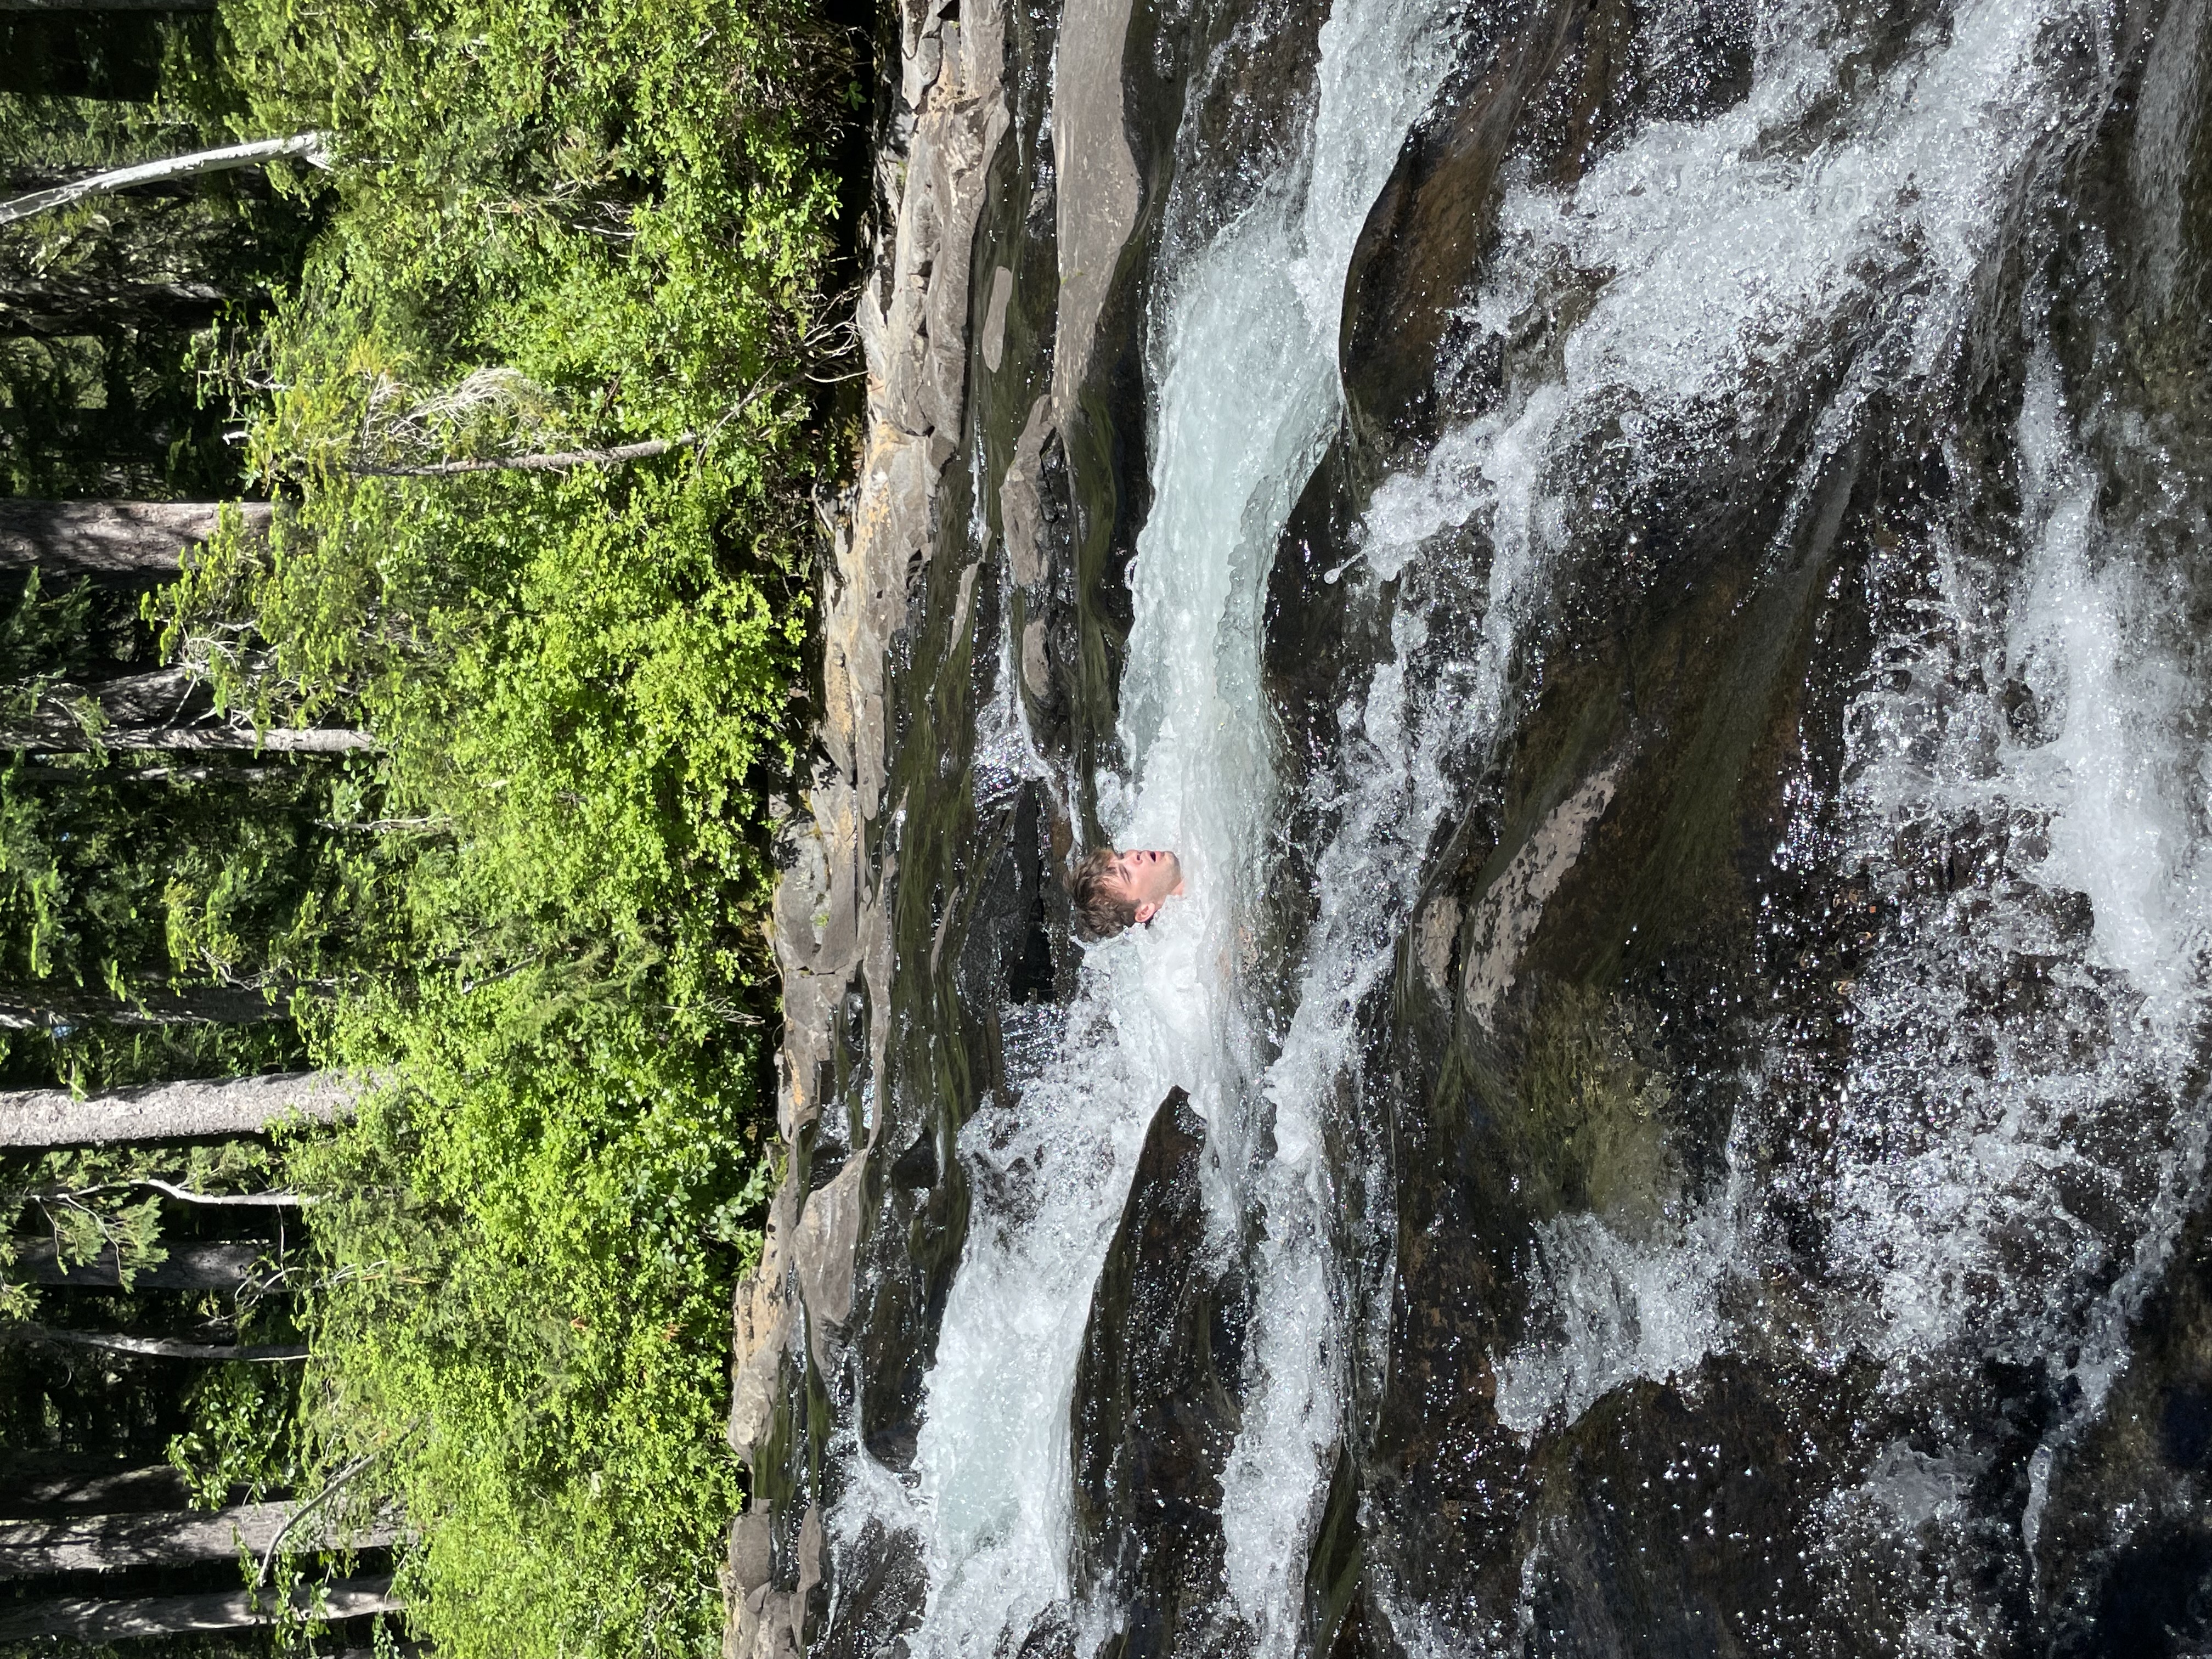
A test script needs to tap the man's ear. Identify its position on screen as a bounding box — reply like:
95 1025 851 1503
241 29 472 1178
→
1134 901 1160 926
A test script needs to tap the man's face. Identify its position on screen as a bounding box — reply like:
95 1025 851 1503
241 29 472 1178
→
1105 848 1184 924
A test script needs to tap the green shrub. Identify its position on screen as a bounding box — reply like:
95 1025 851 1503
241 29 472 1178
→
132 0 855 1647
288 978 773 1659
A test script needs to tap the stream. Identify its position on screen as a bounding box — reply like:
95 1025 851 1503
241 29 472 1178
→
757 0 2212 1645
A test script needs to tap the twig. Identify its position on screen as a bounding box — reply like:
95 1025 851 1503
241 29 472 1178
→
309 816 449 833
456 955 540 995
255 1450 381 1589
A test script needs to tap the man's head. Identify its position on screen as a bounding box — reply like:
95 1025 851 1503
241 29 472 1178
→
1072 846 1186 938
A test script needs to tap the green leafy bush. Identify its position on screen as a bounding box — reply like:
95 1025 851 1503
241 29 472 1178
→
127 0 856 1649
290 978 774 1658
0 755 379 1008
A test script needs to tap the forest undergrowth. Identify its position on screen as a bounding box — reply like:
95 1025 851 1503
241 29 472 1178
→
223 0 857 1649
0 0 862 1651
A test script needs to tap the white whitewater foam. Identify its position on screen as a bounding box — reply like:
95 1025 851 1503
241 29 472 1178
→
2006 355 2212 1018
1490 1201 1740 1435
1220 376 1571 1637
1458 0 2131 1431
831 0 1466 1649
1807 345 2212 1397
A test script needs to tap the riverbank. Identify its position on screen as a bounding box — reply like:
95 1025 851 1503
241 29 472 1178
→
718 0 1158 1639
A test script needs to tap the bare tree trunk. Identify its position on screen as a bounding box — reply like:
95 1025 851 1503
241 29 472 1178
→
0 983 286 1030
0 500 270 580
8 762 290 782
132 1177 307 1207
0 664 371 753
4 1325 307 1362
0 1500 398 1577
8 1239 265 1289
0 280 229 340
0 1576 396 1641
95 724 373 753
0 1070 356 1145
0 134 326 228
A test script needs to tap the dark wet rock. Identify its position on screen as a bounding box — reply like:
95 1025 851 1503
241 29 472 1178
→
1311 0 2212 1613
888 1129 938 1189
1339 0 1758 478
1070 1088 1250 1657
1341 417 1914 1645
1301 1444 1364 1659
1340 0 1579 471
2039 1192 2212 1657
1140 0 1329 262
1009 1605 1081 1659
816 1516 928 1659
744 0 2212 1644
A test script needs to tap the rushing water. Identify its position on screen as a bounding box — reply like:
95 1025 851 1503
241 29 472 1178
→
837 0 1464 1644
804 0 2212 1641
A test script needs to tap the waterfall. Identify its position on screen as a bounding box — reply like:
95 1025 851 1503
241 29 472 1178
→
1419 0 2149 1435
831 0 1462 1651
804 0 2212 1637
1232 0 2142 1605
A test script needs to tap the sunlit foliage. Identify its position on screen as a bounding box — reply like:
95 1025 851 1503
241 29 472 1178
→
126 0 855 1650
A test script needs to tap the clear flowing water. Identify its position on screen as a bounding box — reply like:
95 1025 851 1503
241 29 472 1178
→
830 0 1462 1648
812 0 2212 1639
